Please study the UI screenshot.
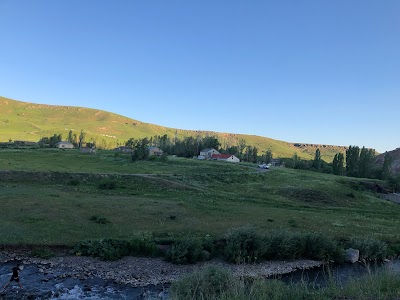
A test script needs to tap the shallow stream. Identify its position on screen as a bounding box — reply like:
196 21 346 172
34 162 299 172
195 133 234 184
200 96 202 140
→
1 259 399 300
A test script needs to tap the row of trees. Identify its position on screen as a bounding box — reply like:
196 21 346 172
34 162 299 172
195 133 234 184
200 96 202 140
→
284 146 399 191
126 134 265 163
38 130 87 148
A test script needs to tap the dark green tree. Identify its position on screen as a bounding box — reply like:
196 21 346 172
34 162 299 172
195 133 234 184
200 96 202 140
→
252 147 258 163
358 147 375 178
382 153 392 180
332 153 345 176
293 153 299 169
346 146 360 177
265 149 273 164
67 130 74 143
131 138 150 161
78 129 86 148
313 148 322 172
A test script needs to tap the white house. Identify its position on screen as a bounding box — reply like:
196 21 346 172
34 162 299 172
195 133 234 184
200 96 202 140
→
55 141 74 149
211 154 240 163
199 148 220 159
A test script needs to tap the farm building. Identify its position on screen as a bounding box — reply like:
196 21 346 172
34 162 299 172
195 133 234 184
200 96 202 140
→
199 148 220 159
114 146 132 153
211 154 240 163
148 146 163 157
80 147 96 154
55 141 74 149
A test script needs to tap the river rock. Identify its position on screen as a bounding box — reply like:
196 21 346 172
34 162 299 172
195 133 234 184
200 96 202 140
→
345 248 359 263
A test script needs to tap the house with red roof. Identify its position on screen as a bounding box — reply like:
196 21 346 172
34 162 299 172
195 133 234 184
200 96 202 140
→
211 153 240 163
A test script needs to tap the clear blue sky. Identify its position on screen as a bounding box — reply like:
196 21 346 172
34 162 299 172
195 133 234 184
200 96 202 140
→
0 0 399 153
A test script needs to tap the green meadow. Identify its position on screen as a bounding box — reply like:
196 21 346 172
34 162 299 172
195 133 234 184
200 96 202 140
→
0 149 399 246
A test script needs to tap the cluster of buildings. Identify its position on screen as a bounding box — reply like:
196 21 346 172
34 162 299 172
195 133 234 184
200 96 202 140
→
198 148 240 163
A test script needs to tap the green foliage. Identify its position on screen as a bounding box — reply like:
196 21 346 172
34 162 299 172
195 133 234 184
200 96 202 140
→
170 266 232 300
129 232 158 256
30 248 56 259
68 179 80 186
387 174 400 192
332 152 345 176
382 153 392 180
348 236 388 261
160 152 168 162
265 149 273 164
72 235 157 261
89 215 111 224
262 231 343 261
346 145 360 177
166 236 206 264
223 226 262 263
313 148 322 172
73 238 131 260
98 180 117 190
171 267 400 300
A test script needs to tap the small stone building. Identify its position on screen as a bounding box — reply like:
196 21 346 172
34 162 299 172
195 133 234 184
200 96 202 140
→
55 141 74 149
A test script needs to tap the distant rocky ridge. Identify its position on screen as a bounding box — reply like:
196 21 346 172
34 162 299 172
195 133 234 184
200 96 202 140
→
375 148 400 174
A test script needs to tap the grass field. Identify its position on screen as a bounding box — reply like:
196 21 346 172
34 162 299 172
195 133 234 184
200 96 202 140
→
0 149 399 246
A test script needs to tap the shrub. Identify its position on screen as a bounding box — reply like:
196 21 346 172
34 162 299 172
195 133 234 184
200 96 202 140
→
73 238 131 261
387 242 400 258
303 233 343 261
89 215 111 224
68 179 80 186
170 266 232 300
129 233 158 256
98 180 117 190
30 248 56 259
223 226 262 263
348 237 388 261
262 230 300 260
166 236 205 264
261 231 343 261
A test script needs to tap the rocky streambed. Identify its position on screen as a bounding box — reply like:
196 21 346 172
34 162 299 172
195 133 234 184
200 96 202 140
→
0 250 322 299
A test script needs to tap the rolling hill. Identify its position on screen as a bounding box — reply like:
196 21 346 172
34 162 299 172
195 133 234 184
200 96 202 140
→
0 96 347 160
375 148 400 174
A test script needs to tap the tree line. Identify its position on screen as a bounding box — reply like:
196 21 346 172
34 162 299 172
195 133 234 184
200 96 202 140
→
283 146 399 192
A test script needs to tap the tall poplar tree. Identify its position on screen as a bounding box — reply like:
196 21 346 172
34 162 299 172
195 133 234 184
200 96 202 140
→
265 149 273 164
313 148 322 172
382 153 392 180
346 146 360 177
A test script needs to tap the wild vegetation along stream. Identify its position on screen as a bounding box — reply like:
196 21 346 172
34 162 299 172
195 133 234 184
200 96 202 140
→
1 254 399 300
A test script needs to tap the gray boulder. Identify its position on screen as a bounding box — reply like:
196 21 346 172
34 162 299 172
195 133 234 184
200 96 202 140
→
345 248 359 263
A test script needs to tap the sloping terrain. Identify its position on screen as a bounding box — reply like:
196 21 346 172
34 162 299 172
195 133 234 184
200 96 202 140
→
375 148 400 174
0 96 347 160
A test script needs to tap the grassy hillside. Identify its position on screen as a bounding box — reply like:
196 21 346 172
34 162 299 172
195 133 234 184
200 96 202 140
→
0 96 346 161
0 149 399 245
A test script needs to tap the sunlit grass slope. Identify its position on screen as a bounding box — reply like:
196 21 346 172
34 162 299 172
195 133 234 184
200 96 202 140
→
0 96 346 160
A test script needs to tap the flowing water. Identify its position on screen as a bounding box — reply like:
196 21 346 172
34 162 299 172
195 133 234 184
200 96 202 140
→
1 259 399 299
0 261 168 300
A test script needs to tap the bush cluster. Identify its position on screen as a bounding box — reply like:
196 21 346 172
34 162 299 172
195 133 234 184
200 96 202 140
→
98 180 117 190
223 227 344 263
170 266 232 300
348 237 388 261
72 228 389 264
166 235 213 264
90 215 111 224
72 234 158 261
